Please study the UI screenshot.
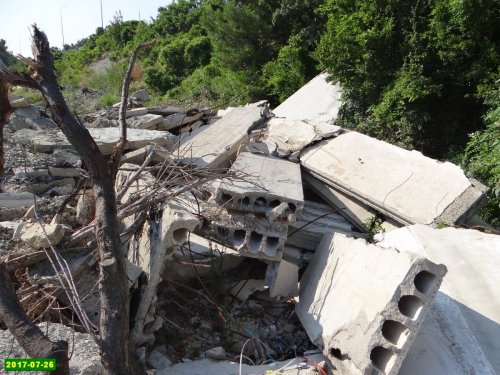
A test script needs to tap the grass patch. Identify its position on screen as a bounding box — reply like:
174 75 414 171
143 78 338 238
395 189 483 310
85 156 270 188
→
99 93 120 107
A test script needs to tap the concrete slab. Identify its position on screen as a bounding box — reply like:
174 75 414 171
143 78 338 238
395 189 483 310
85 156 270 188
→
286 200 356 250
203 207 288 260
265 259 299 298
273 72 342 123
179 104 266 169
296 233 446 374
215 152 304 218
376 225 500 373
266 117 342 156
0 192 37 208
159 112 204 131
31 128 177 155
300 131 487 225
128 114 164 129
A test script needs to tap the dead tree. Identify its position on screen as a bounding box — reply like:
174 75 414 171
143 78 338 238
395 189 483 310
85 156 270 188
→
0 26 153 374
0 80 10 181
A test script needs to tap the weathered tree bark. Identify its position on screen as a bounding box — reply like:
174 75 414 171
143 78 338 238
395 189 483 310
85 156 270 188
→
0 80 12 180
0 264 70 375
0 27 143 374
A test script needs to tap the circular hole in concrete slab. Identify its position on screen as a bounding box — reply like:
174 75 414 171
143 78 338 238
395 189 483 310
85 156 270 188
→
220 193 232 205
172 228 188 244
382 320 409 348
264 236 280 257
269 199 281 208
233 230 246 247
249 232 263 253
288 203 297 213
398 295 424 320
216 227 230 239
370 346 396 374
254 197 267 208
414 270 437 294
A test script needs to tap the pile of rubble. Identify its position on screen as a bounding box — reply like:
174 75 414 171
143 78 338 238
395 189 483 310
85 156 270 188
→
1 74 499 375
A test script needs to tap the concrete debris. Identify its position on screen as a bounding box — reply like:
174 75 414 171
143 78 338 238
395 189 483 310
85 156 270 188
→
203 206 288 260
19 221 65 249
301 131 488 226
376 225 500 374
215 152 304 218
2 85 497 375
296 233 447 374
180 103 268 168
10 97 31 108
273 72 342 123
286 200 358 250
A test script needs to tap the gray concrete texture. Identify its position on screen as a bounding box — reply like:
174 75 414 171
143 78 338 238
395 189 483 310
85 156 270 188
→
203 207 288 260
296 233 447 374
215 152 304 218
179 103 267 169
286 200 357 250
377 225 500 374
300 131 487 225
273 72 342 123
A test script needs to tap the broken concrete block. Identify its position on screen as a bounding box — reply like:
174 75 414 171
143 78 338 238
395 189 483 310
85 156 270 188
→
179 104 267 169
131 89 150 103
48 167 81 178
147 106 185 116
128 114 164 129
130 202 200 344
31 128 177 155
296 233 447 375
215 152 304 218
377 225 500 373
204 346 226 360
0 192 37 208
120 145 173 165
301 131 488 225
204 207 288 260
20 222 65 249
159 111 205 131
8 106 56 131
265 259 299 298
147 349 172 370
126 107 148 118
10 97 30 108
273 72 342 123
266 117 342 156
286 200 357 250
165 234 242 280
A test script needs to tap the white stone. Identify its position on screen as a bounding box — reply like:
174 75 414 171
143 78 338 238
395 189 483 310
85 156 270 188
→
204 347 226 360
179 104 266 168
128 114 164 129
0 192 37 208
377 225 500 373
296 233 447 374
48 167 81 178
301 131 486 225
20 222 65 249
273 72 342 123
147 349 172 370
131 89 150 102
125 107 148 118
10 97 30 108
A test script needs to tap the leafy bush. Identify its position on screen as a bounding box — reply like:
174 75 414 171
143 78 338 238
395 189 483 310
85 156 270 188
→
99 93 120 107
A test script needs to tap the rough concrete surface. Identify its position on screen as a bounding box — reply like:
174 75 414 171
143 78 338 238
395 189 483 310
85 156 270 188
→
296 233 446 374
215 152 304 217
301 131 484 225
180 104 266 168
273 72 342 123
376 225 500 373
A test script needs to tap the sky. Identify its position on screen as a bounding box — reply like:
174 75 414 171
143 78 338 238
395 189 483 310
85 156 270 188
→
0 0 173 56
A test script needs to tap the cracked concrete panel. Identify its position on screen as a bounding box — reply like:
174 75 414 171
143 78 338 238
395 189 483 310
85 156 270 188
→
265 117 342 156
301 131 486 225
273 72 342 123
179 104 267 169
215 152 304 218
296 233 446 374
377 225 500 373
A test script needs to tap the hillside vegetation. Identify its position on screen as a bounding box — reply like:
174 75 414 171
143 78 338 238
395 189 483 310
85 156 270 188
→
2 0 498 225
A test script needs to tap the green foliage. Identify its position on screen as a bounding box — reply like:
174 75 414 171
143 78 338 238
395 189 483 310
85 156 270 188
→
316 0 500 158
462 75 500 226
0 39 17 67
99 93 120 107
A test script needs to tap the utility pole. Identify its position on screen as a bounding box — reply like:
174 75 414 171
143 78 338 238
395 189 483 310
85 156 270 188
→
60 7 65 47
100 0 104 29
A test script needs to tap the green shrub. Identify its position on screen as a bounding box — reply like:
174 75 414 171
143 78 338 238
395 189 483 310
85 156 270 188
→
99 93 120 107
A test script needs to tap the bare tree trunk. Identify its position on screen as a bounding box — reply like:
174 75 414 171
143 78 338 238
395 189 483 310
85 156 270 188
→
0 264 70 375
0 80 12 180
0 27 143 374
